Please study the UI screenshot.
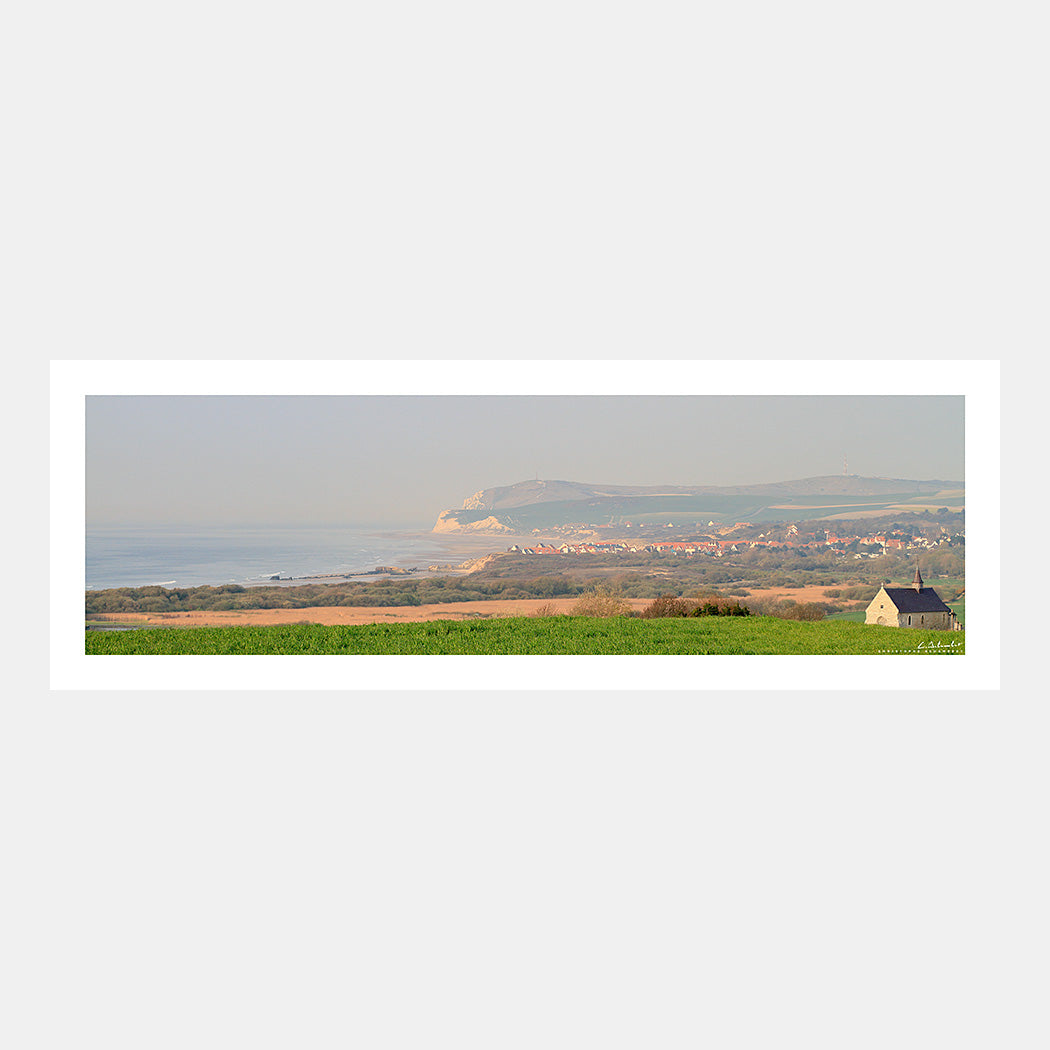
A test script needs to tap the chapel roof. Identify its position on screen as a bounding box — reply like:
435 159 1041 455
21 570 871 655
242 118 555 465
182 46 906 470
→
878 586 951 614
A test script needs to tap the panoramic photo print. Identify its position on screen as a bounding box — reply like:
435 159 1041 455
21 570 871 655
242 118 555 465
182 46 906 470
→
83 389 965 657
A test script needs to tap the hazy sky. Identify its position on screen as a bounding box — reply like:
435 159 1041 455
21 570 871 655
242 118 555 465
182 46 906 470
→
86 395 964 527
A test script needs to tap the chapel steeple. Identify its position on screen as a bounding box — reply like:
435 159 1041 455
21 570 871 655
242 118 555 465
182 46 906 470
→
912 565 924 592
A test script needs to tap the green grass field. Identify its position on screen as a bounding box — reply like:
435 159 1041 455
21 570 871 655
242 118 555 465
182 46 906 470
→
86 615 965 656
827 601 963 626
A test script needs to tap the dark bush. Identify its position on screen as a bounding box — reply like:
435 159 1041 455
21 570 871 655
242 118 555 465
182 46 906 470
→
640 595 694 618
641 594 750 619
691 595 750 617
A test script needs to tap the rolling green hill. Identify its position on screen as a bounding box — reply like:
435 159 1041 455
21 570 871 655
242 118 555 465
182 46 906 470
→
435 476 964 531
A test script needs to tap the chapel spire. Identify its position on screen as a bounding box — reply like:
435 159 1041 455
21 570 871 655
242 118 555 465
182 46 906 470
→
912 565 924 592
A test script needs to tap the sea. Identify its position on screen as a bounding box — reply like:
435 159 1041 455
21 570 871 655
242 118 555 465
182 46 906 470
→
85 525 463 591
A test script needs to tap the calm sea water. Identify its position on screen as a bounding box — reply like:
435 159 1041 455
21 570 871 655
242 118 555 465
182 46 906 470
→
85 525 455 590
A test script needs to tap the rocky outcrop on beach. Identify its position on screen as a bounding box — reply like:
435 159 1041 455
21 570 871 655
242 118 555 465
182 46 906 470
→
426 555 504 572
432 510 514 534
456 554 501 572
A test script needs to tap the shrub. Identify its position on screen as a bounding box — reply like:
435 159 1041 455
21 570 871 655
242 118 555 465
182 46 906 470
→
531 601 561 618
640 595 694 618
572 585 631 618
706 596 749 616
530 575 578 598
829 585 876 601
641 594 751 618
692 598 750 617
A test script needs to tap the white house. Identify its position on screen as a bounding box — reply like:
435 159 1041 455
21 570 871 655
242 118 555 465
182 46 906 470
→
865 567 960 630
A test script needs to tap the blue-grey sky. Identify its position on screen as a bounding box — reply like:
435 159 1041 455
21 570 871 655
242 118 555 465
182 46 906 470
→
86 395 964 527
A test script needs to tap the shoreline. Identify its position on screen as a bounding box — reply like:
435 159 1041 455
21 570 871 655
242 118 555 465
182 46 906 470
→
85 525 528 591
238 530 523 587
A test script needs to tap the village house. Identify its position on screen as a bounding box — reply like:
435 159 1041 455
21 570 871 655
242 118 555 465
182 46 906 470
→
865 567 960 630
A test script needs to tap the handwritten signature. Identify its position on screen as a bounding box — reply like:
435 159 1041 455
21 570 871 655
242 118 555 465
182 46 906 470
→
877 639 964 654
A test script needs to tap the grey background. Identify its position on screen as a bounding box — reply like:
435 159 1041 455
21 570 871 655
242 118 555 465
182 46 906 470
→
24 0 1031 1044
